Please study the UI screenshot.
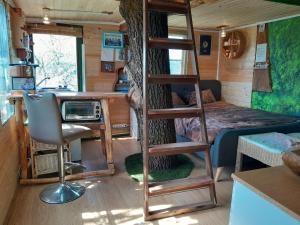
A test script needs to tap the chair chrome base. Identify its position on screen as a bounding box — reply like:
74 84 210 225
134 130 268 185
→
40 182 85 204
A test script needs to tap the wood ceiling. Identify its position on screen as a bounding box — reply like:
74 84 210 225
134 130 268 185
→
14 0 123 23
14 0 300 30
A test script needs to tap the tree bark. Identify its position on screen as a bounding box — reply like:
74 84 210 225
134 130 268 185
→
120 0 178 170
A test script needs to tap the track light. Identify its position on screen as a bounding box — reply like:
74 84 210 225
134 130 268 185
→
43 8 51 24
221 27 226 38
217 25 228 38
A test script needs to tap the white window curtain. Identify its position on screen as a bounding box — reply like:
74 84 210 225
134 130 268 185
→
0 0 13 124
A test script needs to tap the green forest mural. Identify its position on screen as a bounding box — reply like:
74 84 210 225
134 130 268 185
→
252 16 300 116
266 0 300 6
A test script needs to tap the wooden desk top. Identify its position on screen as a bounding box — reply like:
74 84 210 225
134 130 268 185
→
232 166 300 221
8 91 128 101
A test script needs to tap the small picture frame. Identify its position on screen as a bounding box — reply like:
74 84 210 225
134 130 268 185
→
102 32 124 49
115 48 126 61
101 61 115 73
200 35 212 56
11 76 35 90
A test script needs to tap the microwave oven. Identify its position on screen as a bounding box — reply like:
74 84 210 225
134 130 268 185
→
61 101 102 122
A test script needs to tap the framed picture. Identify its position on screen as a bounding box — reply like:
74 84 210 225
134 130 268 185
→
102 32 124 49
101 61 115 73
11 76 35 90
101 48 114 61
115 48 126 61
200 35 212 56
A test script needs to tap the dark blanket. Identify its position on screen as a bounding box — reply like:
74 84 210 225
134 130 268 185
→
175 101 300 143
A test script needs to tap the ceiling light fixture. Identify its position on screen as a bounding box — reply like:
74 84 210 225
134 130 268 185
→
217 25 228 38
43 7 51 24
46 8 113 15
221 27 226 38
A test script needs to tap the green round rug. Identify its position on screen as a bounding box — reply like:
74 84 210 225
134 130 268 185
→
125 153 194 182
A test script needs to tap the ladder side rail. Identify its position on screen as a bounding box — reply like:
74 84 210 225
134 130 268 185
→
204 149 218 204
185 0 209 145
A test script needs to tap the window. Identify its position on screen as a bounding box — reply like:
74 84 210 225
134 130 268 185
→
33 34 78 91
0 1 13 124
169 35 187 75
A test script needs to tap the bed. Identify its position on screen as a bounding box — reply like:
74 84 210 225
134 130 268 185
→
172 80 300 180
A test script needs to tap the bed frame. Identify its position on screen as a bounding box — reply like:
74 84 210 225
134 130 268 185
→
173 80 300 181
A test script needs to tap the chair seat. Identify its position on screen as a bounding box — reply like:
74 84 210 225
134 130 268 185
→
62 124 92 143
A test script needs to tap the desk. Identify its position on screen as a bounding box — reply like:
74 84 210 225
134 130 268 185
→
8 91 128 184
229 166 300 225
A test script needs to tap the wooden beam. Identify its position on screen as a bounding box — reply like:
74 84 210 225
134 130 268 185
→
15 99 28 179
20 168 115 185
23 24 83 37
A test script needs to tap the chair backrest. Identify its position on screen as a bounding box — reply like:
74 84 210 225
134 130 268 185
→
23 93 64 145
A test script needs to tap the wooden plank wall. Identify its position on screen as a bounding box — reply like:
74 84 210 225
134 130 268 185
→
187 31 219 80
219 27 257 107
83 24 130 133
9 7 25 60
0 7 25 224
84 24 119 92
0 119 19 225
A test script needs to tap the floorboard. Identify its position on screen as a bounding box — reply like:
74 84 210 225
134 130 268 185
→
6 138 232 225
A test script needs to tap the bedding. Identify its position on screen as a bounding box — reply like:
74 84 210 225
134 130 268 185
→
175 101 300 144
172 92 186 106
188 89 217 105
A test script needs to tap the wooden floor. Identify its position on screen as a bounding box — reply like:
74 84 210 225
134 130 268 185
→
6 138 233 225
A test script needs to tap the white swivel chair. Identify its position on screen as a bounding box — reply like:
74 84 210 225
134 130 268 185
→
23 92 92 204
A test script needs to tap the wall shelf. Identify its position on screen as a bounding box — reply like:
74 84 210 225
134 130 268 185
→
222 31 246 59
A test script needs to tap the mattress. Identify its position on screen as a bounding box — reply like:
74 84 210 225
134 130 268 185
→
175 101 300 144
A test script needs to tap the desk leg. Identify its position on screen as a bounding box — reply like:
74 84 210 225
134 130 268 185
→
100 129 107 157
15 99 28 179
101 99 114 174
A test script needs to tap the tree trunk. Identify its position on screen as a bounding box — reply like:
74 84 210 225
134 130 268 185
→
120 0 178 170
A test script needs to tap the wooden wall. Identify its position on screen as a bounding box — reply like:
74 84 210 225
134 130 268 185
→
84 24 119 92
0 6 25 224
9 7 26 61
218 27 257 107
187 31 219 80
0 118 19 225
83 24 130 133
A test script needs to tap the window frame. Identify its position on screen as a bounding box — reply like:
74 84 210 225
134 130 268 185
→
32 33 80 91
169 34 187 75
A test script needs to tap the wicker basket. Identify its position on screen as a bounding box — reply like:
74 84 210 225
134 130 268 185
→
30 138 71 178
31 139 69 152
31 141 57 151
33 150 70 177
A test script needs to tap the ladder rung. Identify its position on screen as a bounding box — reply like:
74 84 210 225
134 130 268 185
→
148 107 202 120
149 142 208 156
149 38 193 50
148 176 213 197
145 201 216 221
148 0 188 14
148 75 198 84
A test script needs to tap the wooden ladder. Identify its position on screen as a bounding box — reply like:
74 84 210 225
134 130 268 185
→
142 0 217 221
